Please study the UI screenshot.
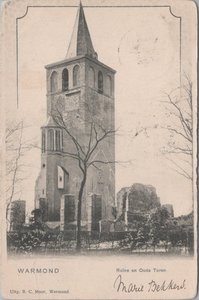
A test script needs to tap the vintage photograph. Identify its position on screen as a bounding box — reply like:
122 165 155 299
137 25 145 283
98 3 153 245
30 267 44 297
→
5 1 195 258
1 0 198 299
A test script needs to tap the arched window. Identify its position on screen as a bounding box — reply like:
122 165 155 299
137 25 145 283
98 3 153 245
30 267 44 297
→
89 67 95 88
57 166 64 189
62 68 69 91
50 71 58 92
106 75 112 96
73 65 80 87
48 129 54 151
57 166 69 190
98 71 103 93
55 130 61 151
42 131 46 153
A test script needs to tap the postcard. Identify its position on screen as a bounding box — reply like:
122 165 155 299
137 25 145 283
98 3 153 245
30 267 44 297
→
0 0 198 299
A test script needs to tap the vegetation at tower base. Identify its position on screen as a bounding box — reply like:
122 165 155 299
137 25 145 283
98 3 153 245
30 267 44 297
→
7 207 194 255
7 208 64 254
114 183 194 254
6 179 194 255
51 100 116 251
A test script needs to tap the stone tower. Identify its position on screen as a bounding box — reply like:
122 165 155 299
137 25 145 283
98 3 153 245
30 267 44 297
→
35 3 115 227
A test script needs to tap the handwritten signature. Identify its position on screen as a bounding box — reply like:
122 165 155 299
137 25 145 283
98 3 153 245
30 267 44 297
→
113 274 186 293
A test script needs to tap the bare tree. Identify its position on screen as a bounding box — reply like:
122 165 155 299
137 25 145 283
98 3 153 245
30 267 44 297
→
161 75 193 180
51 102 116 251
6 121 24 224
6 120 34 228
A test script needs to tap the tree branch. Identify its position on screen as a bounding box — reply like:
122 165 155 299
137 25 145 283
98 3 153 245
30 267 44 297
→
86 128 115 162
165 157 192 180
6 121 23 220
51 108 86 158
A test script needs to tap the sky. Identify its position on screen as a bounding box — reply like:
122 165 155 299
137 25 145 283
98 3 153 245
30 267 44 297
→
13 3 195 217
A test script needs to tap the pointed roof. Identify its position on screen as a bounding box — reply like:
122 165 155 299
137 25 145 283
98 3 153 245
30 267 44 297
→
66 2 98 59
42 116 57 128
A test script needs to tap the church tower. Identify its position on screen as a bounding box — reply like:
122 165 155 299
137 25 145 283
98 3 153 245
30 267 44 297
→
35 3 115 227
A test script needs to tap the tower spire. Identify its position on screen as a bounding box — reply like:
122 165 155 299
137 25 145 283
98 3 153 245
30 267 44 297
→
66 2 97 59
